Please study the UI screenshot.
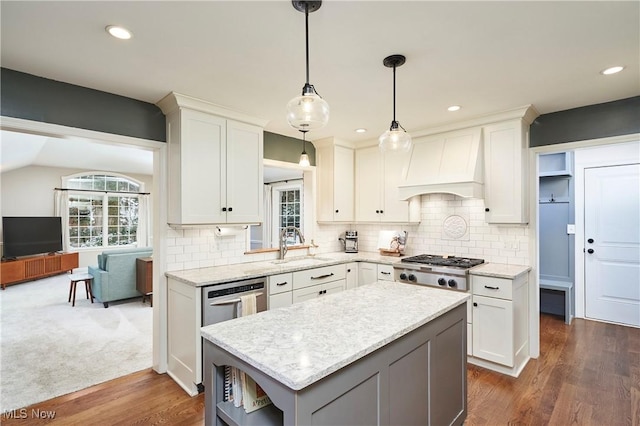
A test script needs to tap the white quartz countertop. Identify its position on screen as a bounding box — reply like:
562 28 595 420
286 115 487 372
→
200 281 469 391
166 251 402 287
469 263 531 279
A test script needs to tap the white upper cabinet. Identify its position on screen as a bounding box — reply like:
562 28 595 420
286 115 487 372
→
315 138 355 222
355 146 417 223
483 119 529 224
158 92 266 225
224 120 264 224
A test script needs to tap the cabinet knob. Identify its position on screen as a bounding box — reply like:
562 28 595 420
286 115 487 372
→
222 207 227 212
485 208 490 212
380 210 384 214
375 210 380 214
228 207 233 212
335 209 339 213
473 302 478 307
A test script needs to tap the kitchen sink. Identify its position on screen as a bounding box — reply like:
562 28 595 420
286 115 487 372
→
271 256 333 265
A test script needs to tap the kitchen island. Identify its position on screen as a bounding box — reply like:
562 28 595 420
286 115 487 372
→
201 281 469 426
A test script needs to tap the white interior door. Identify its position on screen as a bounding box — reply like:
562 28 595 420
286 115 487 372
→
584 164 640 327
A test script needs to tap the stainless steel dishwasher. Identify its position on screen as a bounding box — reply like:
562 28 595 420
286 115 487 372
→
202 276 267 327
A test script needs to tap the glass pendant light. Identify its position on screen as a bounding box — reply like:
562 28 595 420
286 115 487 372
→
286 1 329 131
298 131 311 167
379 54 412 153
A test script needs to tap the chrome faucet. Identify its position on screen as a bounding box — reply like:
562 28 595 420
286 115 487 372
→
279 226 305 260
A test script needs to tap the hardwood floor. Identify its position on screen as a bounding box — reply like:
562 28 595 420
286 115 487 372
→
467 314 640 425
2 314 637 425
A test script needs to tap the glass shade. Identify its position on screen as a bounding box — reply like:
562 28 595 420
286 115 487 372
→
287 92 330 131
298 152 311 167
379 123 412 153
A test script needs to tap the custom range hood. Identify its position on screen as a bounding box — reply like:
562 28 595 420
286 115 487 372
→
397 127 484 199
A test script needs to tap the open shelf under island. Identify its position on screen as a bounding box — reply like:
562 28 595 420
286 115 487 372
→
201 281 469 426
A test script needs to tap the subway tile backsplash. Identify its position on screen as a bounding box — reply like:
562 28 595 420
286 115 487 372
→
166 193 529 272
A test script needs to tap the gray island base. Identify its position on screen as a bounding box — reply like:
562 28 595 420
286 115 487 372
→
202 282 469 426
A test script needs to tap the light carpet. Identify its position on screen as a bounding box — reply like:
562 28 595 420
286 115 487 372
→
0 273 152 412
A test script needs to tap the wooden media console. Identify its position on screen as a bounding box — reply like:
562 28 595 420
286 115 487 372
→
0 252 79 289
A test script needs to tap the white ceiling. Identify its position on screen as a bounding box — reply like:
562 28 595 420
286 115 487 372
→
1 1 638 172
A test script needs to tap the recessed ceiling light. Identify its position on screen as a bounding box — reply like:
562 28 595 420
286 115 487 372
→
106 25 132 40
447 105 461 112
601 66 624 75
355 128 367 133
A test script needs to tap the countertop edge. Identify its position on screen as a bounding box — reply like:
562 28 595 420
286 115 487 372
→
469 264 531 279
166 252 403 287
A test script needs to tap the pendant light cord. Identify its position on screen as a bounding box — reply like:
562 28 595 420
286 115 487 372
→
305 3 310 85
301 131 307 154
392 65 397 122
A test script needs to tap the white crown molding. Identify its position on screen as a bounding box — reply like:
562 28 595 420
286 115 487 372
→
156 92 269 128
410 105 540 139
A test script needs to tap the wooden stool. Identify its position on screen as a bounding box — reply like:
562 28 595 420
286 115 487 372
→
68 273 94 307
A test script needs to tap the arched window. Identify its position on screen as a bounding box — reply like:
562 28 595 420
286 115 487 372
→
58 173 148 249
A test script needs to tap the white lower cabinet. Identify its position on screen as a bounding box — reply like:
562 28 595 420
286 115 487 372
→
167 277 201 396
468 272 529 377
268 272 293 310
292 279 346 304
358 262 395 286
377 264 394 281
358 262 377 286
472 295 513 365
267 264 347 309
345 262 358 289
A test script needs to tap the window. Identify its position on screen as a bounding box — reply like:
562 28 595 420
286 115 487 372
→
277 187 302 245
63 174 144 249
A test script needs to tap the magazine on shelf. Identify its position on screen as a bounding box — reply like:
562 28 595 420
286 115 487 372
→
242 372 272 413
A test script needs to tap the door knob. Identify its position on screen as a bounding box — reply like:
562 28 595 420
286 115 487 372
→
587 248 594 254
587 238 594 244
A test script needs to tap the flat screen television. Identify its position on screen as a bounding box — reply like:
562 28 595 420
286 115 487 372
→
2 216 63 259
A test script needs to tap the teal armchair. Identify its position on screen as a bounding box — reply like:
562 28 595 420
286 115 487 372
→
88 247 152 308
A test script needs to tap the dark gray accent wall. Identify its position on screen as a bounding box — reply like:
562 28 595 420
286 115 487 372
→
264 131 316 166
530 96 640 147
2 68 314 165
1 68 166 142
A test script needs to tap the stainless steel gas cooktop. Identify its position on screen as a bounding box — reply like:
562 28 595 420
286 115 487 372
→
394 254 485 291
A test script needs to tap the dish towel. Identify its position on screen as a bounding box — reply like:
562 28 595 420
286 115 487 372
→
240 294 257 316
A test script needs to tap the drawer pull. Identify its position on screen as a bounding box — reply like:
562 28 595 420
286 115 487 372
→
380 271 391 275
484 285 500 290
276 282 288 286
311 273 334 280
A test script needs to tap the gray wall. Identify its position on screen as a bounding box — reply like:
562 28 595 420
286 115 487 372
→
530 96 640 147
264 131 316 166
2 68 312 165
1 68 166 142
